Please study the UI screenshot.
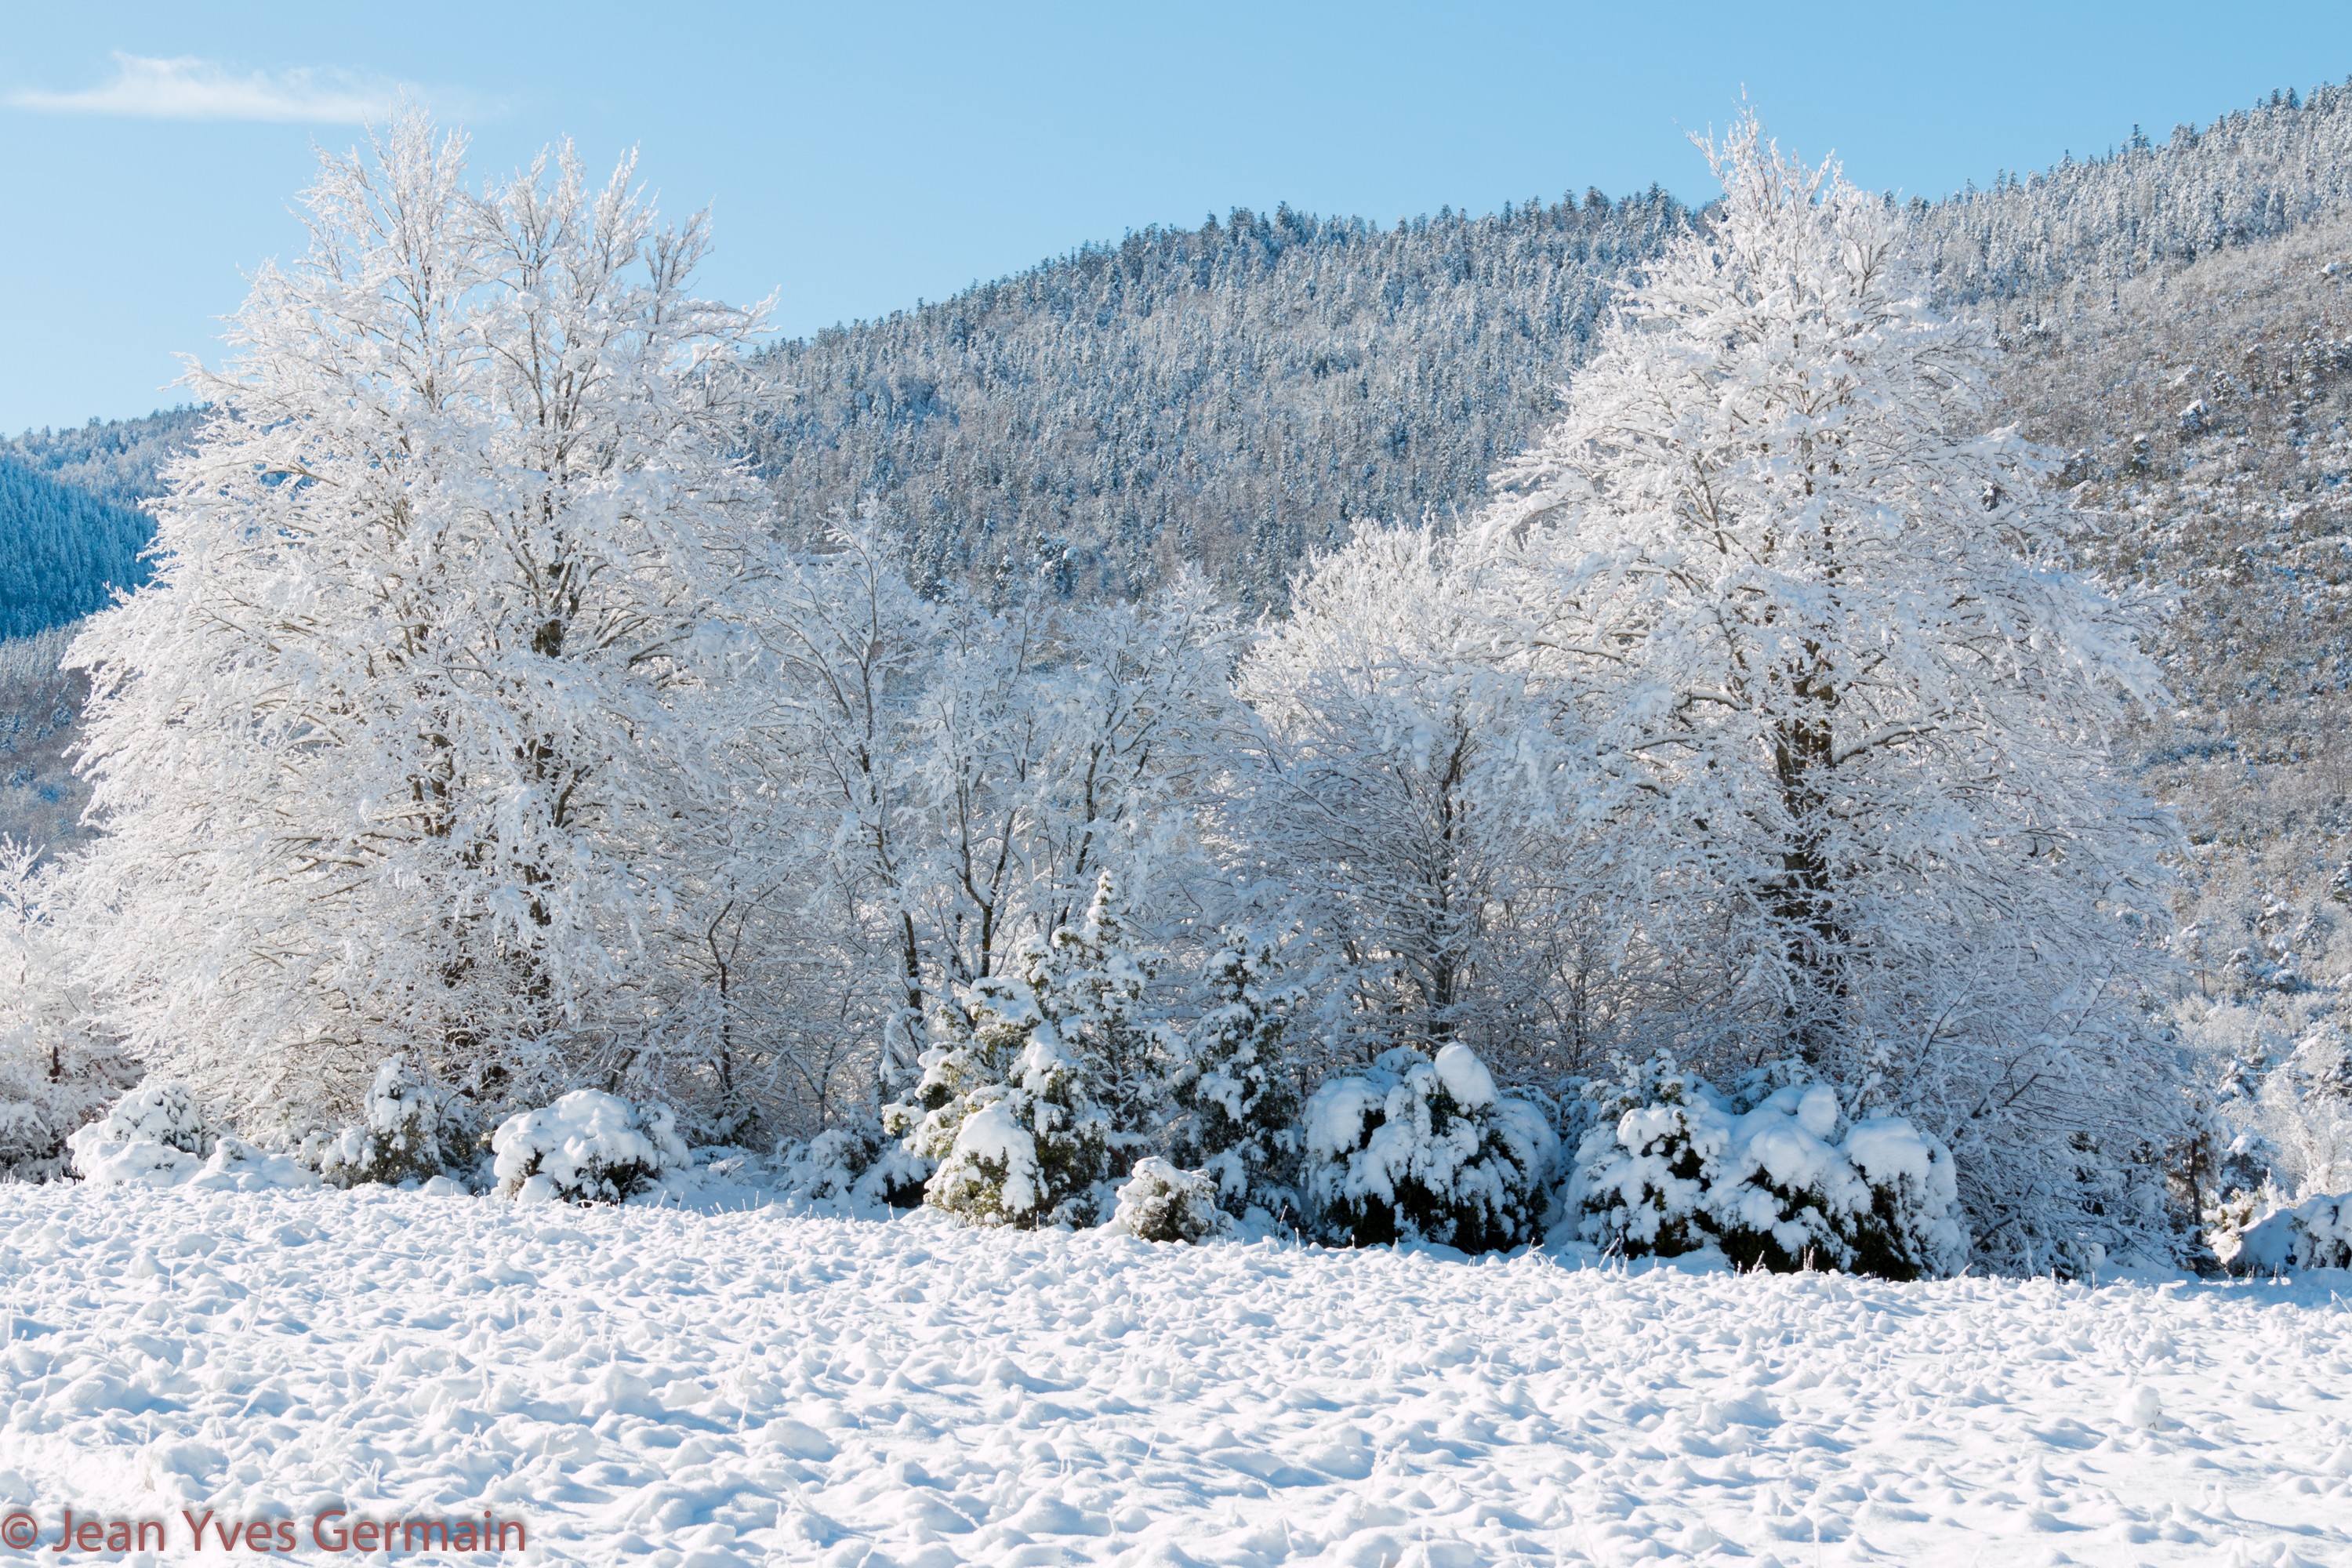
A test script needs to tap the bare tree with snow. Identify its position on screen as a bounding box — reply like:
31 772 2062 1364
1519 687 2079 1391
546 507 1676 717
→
65 114 771 1131
1478 114 2185 1269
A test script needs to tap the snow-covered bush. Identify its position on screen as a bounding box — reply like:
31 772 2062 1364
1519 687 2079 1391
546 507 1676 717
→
66 1076 212 1186
0 839 135 1180
891 874 1171 1229
1102 1157 1232 1243
903 980 1112 1229
1171 934 1301 1219
775 1118 930 1215
1302 1044 1557 1251
2216 1191 2352 1273
61 1078 321 1192
490 1091 688 1204
1569 1058 1968 1279
318 1057 481 1189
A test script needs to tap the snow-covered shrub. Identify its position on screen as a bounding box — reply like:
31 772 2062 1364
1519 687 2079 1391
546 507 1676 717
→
891 874 1170 1229
66 1076 212 1187
1569 1058 1967 1279
775 1118 930 1215
62 1078 313 1192
906 982 1112 1229
0 839 135 1180
2216 1191 2352 1273
1171 934 1302 1220
318 1057 481 1189
1303 1043 1557 1251
490 1091 688 1204
1103 1157 1233 1243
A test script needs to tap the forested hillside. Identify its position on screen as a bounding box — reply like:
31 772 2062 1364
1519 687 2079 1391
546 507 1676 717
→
1914 84 2352 308
25 85 2352 622
750 191 1693 605
1992 216 2352 1202
0 405 199 637
0 413 198 851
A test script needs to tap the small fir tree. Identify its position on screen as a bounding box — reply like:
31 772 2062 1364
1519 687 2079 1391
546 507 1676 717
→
896 966 1116 1228
891 869 1171 1227
1173 932 1303 1217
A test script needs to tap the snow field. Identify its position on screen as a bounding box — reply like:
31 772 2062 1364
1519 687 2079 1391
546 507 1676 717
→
1 1188 2347 1567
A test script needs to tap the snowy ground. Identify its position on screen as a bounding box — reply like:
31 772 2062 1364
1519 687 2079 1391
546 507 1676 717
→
1 1187 2347 1567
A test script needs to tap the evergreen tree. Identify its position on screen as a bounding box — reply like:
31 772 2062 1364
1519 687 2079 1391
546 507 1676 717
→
893 869 1173 1227
1172 931 1302 1216
895 954 1116 1229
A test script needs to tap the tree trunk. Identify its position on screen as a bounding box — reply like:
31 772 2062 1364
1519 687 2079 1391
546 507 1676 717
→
1771 669 1846 1065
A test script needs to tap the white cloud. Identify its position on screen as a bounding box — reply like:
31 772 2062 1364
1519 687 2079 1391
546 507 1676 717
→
8 53 408 124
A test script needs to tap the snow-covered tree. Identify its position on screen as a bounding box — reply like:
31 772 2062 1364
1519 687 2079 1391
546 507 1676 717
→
0 840 133 1178
892 575 1240 1019
684 517 943 1139
890 870 1179 1227
1025 869 1179 1146
735 546 1238 1143
1171 931 1303 1216
894 960 1116 1229
1234 527 1592 1078
1477 115 2183 1271
65 114 770 1131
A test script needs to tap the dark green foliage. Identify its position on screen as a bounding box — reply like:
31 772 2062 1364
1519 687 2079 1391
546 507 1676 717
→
1172 934 1302 1218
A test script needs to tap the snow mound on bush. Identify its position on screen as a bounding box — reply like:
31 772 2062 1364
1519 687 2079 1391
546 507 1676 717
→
1432 1043 1497 1109
1102 1157 1232 1243
67 1080 317 1191
66 1077 209 1187
2220 1191 2352 1273
187 1136 319 1192
318 1057 480 1189
1570 1062 1966 1279
490 1091 688 1204
775 1120 931 1216
1303 1045 1556 1252
931 1091 1043 1218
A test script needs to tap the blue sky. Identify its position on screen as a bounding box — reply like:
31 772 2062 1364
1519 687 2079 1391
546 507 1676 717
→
4 1 2350 434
